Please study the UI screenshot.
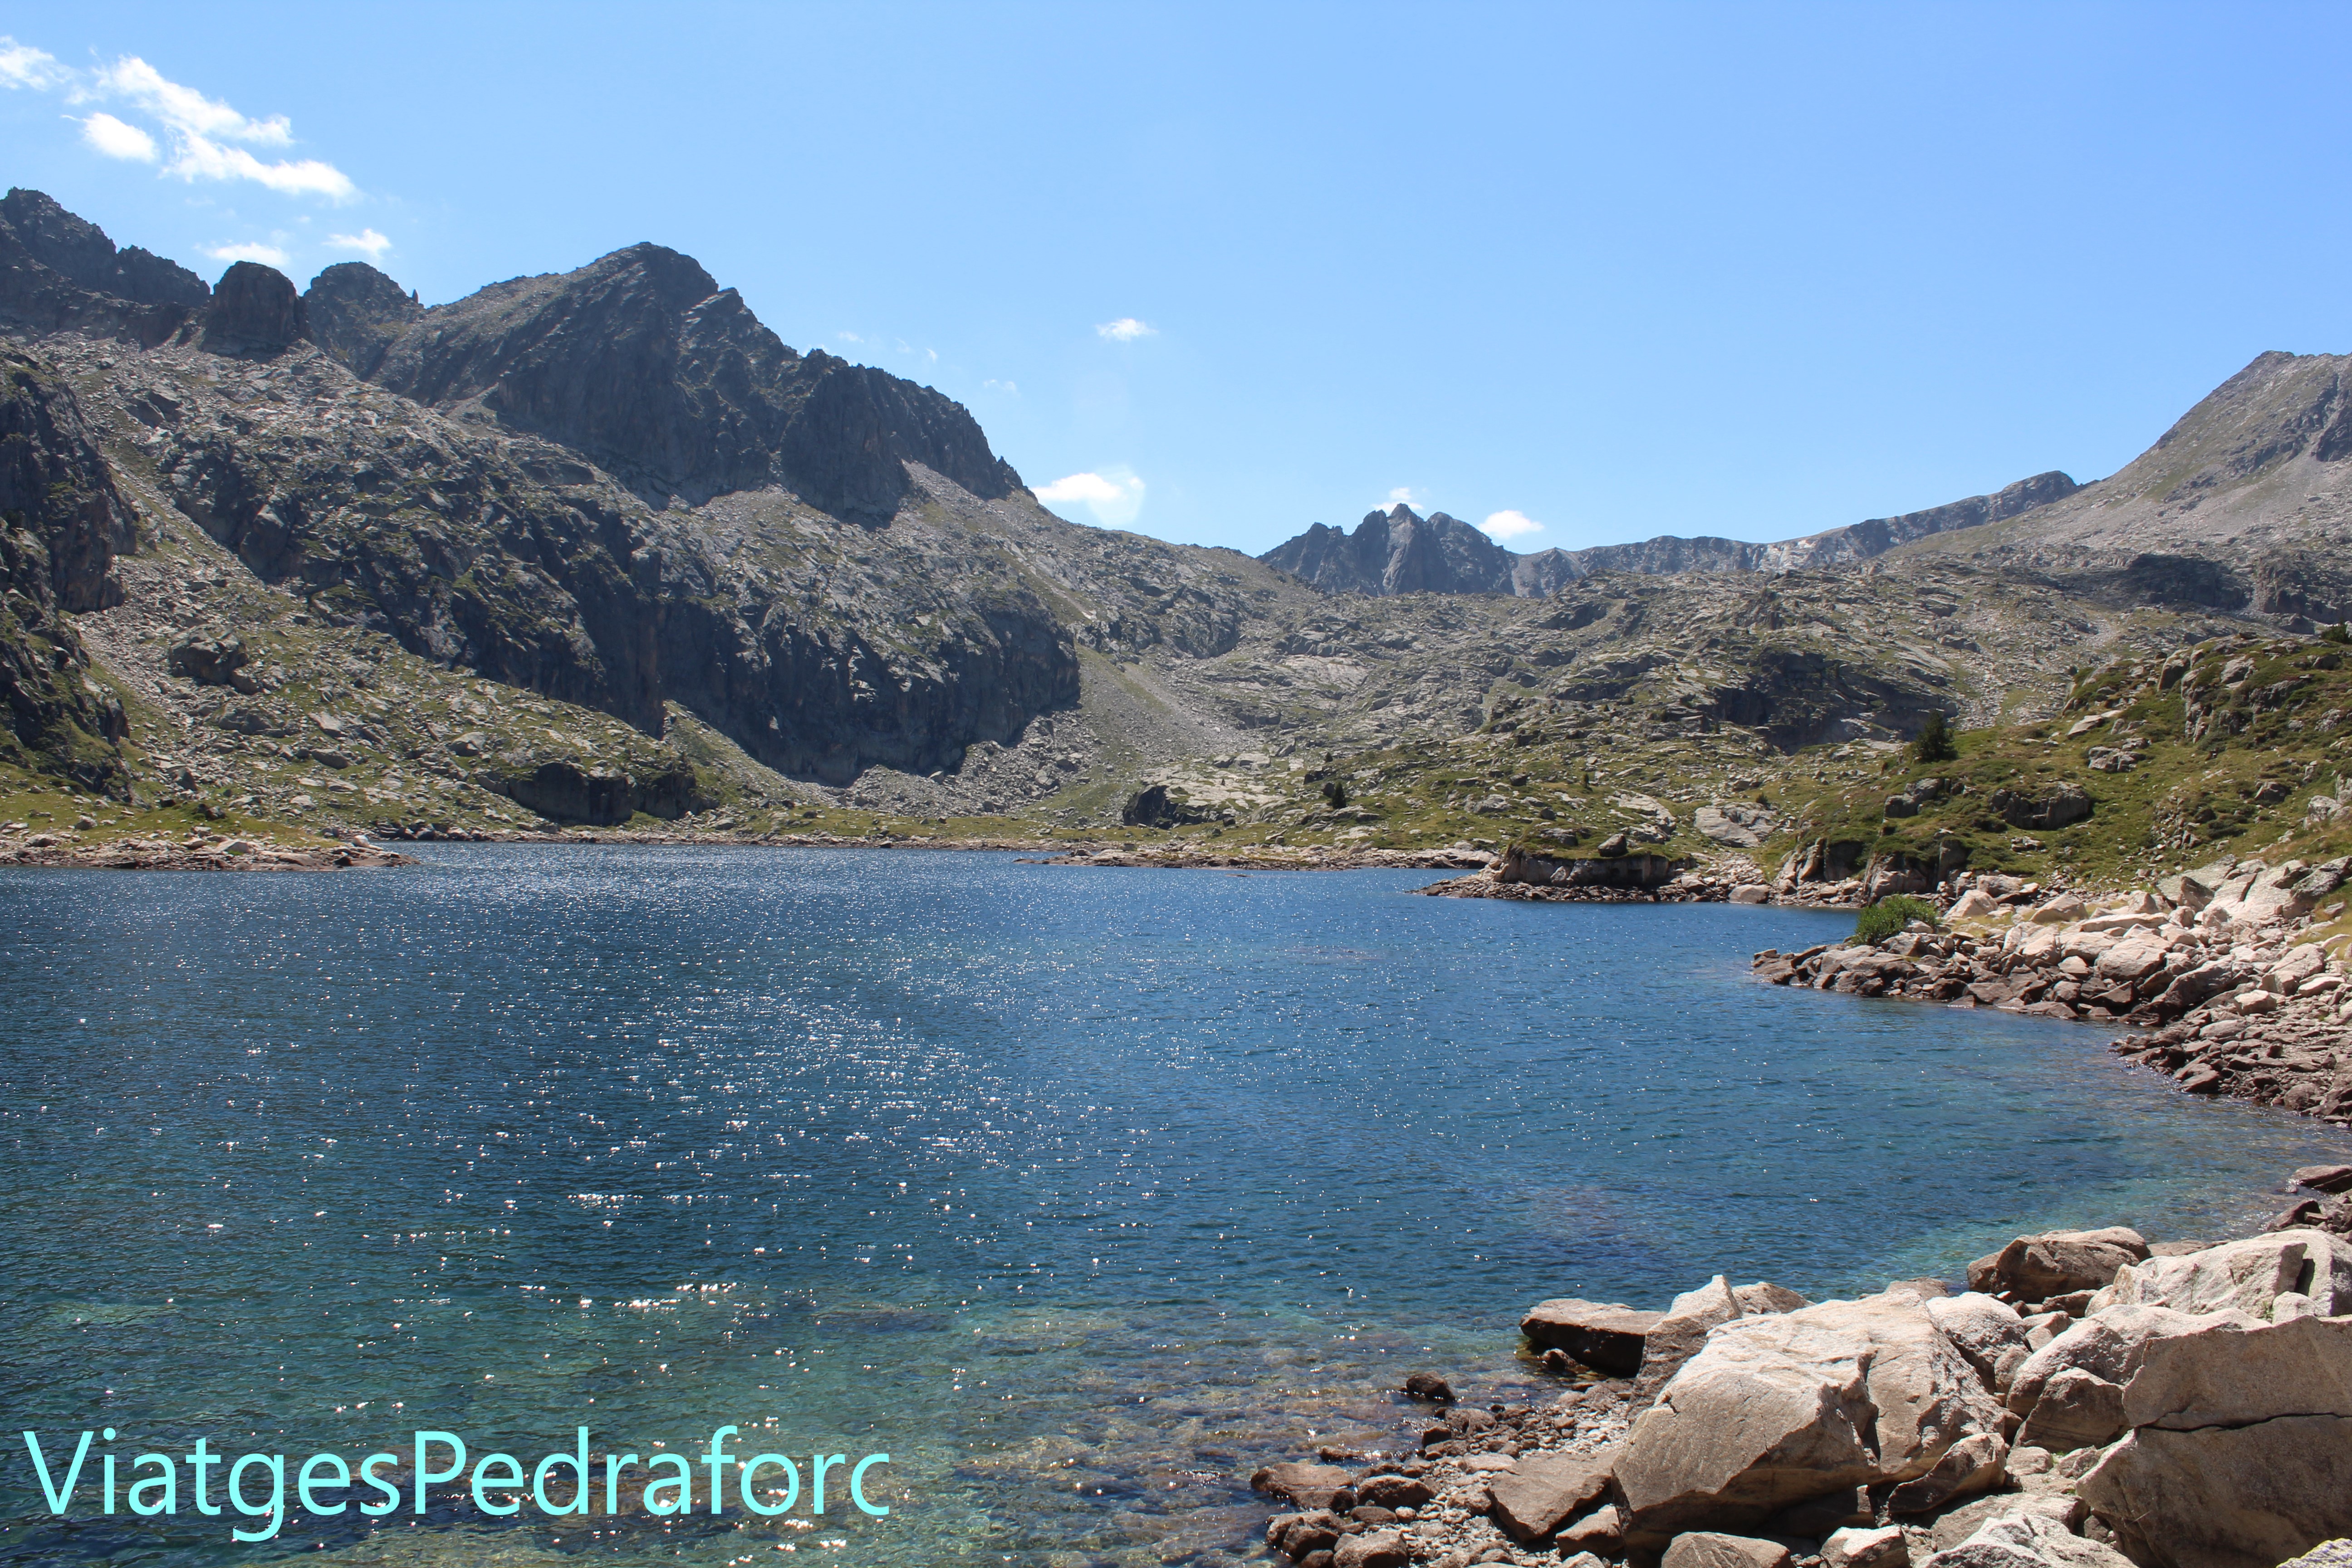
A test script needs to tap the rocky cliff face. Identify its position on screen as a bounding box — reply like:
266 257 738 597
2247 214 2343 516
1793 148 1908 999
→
0 347 135 784
303 262 420 377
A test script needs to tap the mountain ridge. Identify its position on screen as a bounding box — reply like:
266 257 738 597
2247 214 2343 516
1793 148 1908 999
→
1259 470 2084 598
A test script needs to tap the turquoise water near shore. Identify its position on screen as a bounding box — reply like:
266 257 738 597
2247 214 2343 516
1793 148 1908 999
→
3 846 2346 1567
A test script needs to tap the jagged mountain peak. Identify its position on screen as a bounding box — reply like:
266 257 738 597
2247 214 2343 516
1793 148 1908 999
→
0 186 213 348
355 237 1014 516
303 261 421 377
0 187 210 312
1260 505 1520 595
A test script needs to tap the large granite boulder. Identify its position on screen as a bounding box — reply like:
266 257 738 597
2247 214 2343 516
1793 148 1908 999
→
1989 784 2092 832
1633 1276 1812 1406
2087 1229 2352 1319
2280 1546 2352 1568
1923 1510 2133 1567
1521 1298 1664 1376
1923 1292 2030 1389
2082 1419 2352 1568
2013 1367 2127 1452
1616 1288 2005 1551
1965 1228 2147 1303
1664 1534 1794 1568
2073 1308 2352 1566
2116 1312 2352 1433
2006 1304 2256 1428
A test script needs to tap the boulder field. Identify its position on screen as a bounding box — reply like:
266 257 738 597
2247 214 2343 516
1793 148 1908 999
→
1247 1218 2352 1568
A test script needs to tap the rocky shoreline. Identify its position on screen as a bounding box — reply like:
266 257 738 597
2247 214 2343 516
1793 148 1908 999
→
1245 1196 2352 1568
1044 844 1500 871
1411 846 1774 904
1755 858 2352 1126
0 825 410 870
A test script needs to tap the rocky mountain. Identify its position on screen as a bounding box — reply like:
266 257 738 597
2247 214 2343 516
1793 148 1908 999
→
0 187 211 348
0 186 2325 855
1259 506 1523 594
1258 472 2082 598
1889 350 2352 626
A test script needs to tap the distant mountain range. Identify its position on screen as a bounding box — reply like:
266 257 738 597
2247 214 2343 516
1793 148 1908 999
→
1261 349 2352 622
1258 470 2083 597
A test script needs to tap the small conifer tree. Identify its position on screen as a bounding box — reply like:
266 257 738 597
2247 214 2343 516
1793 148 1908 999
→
1913 708 1957 764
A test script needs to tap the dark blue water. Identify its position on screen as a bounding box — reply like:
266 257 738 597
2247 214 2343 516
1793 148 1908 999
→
2 847 2344 1567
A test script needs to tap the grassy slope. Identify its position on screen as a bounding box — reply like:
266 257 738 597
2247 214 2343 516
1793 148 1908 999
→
1756 631 2352 891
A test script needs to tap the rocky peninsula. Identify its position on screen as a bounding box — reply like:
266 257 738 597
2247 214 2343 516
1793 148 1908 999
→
1755 858 2352 1125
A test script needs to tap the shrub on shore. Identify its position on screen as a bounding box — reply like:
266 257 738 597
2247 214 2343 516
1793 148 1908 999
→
1855 894 1941 944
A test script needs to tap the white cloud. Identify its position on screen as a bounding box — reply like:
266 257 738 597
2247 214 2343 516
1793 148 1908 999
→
0 37 68 90
1 42 357 200
162 134 354 199
1479 509 1545 541
327 227 391 259
79 111 156 161
983 377 1019 396
1034 466 1146 529
1095 318 1156 342
96 56 292 145
1384 486 1425 511
205 240 291 268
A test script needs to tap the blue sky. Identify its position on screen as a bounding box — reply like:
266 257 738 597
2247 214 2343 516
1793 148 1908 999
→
5 3 2350 556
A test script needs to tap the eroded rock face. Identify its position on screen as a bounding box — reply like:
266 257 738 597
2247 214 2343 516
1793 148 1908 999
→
0 186 208 346
1988 782 2092 831
0 348 135 785
201 262 308 358
1261 505 1522 595
1616 1289 2005 1550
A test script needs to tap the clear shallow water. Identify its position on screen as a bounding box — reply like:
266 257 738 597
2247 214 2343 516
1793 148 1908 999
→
1 846 2345 1568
